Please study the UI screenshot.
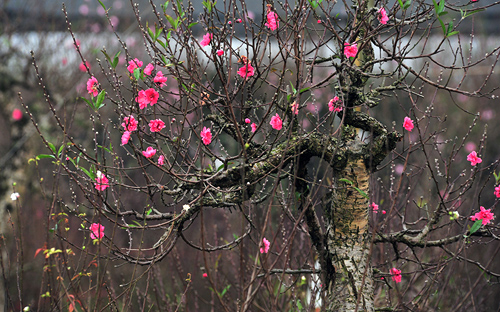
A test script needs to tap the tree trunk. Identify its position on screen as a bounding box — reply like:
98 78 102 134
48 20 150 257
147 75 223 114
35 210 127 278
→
326 159 373 312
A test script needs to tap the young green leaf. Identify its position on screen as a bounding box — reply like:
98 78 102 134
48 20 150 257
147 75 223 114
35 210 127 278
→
468 219 483 236
112 51 121 69
95 90 106 110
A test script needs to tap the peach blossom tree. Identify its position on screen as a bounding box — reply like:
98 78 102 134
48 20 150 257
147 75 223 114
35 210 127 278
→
18 0 500 311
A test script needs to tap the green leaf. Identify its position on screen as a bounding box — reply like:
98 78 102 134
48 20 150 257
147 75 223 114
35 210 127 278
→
165 14 176 29
47 142 56 154
447 31 459 38
403 0 411 10
469 219 483 235
289 82 297 95
95 90 106 110
37 154 56 160
57 144 65 157
437 18 446 36
97 0 106 11
463 8 485 19
80 167 94 180
133 67 142 81
155 26 163 40
438 0 445 14
397 0 404 9
101 49 112 64
80 97 95 110
112 51 121 69
147 23 155 40
299 87 310 94
188 22 198 29
220 285 231 298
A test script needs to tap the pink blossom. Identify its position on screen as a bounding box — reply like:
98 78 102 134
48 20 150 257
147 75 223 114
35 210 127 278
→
237 63 255 79
202 273 208 278
158 155 165 166
200 33 213 47
251 123 257 133
403 117 414 132
127 58 143 73
79 61 91 72
89 223 105 240
144 63 154 75
86 76 99 97
467 151 482 166
200 127 212 145
494 186 500 198
317 20 322 24
270 113 282 130
122 115 138 131
154 71 168 87
216 49 224 56
149 119 165 132
12 109 22 121
378 7 389 25
121 131 131 145
382 210 386 214
371 202 379 213
328 96 343 112
245 118 251 124
236 18 242 23
470 206 494 225
62 58 68 66
95 171 109 191
136 88 159 109
390 268 402 283
344 42 358 58
260 237 270 254
142 146 157 158
265 5 279 31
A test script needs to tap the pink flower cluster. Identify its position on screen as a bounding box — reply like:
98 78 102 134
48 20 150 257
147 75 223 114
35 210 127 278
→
149 119 165 132
144 63 154 75
467 151 482 166
378 8 389 25
470 206 494 225
142 147 157 158
86 76 99 97
328 96 343 112
136 88 159 109
260 237 270 254
12 109 23 121
495 185 500 198
121 115 138 146
95 171 109 191
265 5 279 31
270 114 282 130
344 42 358 58
371 202 379 213
403 117 414 132
127 58 143 73
201 127 212 145
200 33 213 47
390 268 402 283
238 63 255 79
122 115 138 131
89 223 105 240
154 71 168 88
